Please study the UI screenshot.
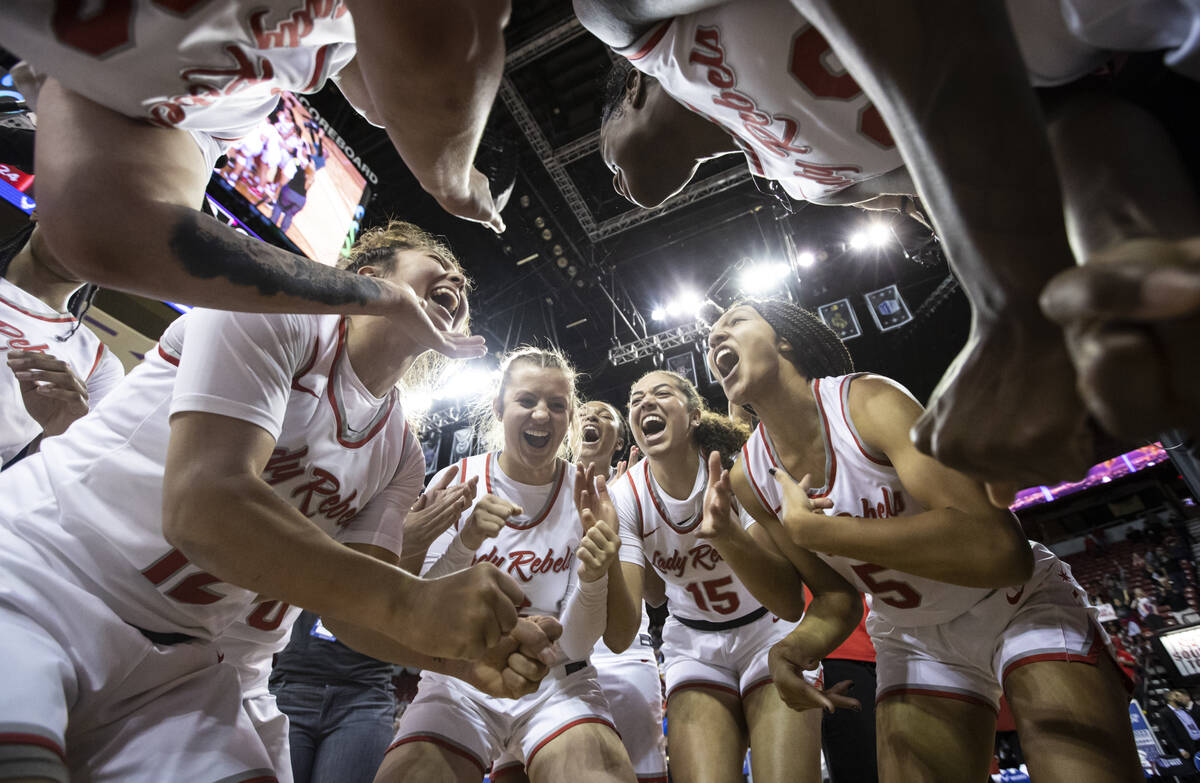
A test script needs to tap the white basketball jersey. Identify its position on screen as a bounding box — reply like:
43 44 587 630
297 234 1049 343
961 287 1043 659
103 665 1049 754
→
1055 0 1200 80
738 374 992 627
0 0 356 140
424 452 582 620
10 310 422 639
0 277 123 465
616 0 904 202
612 457 763 624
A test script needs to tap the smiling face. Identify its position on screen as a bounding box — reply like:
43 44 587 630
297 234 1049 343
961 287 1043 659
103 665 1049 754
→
577 401 625 466
495 362 574 476
706 305 792 406
628 372 700 460
377 249 470 333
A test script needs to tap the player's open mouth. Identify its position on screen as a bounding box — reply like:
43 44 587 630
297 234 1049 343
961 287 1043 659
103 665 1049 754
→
429 285 460 321
523 429 552 449
640 414 666 436
581 424 601 443
713 346 739 380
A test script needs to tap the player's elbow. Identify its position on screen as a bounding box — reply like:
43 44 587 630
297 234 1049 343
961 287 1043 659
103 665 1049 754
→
602 627 635 654
35 192 136 290
161 469 246 563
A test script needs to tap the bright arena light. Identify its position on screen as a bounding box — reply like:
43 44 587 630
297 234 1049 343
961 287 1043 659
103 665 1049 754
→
849 222 891 251
796 250 816 268
739 261 792 294
651 307 666 322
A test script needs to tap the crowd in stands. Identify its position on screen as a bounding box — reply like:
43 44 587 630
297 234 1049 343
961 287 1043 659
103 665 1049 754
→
1064 517 1200 688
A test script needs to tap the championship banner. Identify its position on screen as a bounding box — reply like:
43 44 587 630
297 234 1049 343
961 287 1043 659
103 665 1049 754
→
420 430 442 478
667 351 698 388
449 426 477 462
817 298 861 340
864 284 912 332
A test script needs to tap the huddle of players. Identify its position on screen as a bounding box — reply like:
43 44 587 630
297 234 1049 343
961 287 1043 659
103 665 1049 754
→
0 0 1189 781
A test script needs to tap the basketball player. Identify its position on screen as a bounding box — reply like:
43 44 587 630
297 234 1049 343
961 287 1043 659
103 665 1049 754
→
489 400 669 783
1 223 123 467
378 347 635 783
706 298 1141 782
0 222 559 783
587 370 855 783
579 0 1199 490
0 0 508 323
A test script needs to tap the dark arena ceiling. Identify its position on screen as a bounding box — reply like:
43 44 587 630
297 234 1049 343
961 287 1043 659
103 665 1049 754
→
291 1 971 413
0 0 972 418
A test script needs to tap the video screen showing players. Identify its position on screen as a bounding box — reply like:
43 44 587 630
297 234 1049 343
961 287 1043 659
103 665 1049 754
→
214 92 367 265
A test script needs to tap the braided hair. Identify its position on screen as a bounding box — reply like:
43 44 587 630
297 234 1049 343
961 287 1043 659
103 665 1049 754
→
601 58 637 126
740 298 853 379
634 370 750 469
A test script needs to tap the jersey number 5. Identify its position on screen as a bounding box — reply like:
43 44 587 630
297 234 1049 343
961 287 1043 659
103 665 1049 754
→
788 25 894 149
685 576 741 615
850 563 922 609
52 0 209 58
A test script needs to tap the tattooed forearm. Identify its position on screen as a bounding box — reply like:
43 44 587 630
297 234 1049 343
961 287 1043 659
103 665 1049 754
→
168 209 386 309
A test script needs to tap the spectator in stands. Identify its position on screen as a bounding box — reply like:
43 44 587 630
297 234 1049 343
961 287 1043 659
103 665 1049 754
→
1147 518 1168 546
1168 535 1193 564
1164 578 1190 615
1163 690 1200 763
1136 588 1167 631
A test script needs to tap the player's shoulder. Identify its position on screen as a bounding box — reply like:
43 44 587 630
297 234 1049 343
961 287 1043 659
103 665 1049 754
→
843 373 921 423
573 0 664 48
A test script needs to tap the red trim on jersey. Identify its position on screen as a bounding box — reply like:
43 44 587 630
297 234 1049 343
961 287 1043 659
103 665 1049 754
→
638 777 669 783
809 379 838 498
667 680 739 700
386 736 486 775
290 335 320 398
484 453 568 530
491 762 526 780
0 732 65 759
877 687 996 713
156 343 181 367
236 777 279 783
86 343 105 380
525 718 616 769
742 430 780 518
1000 628 1103 684
302 44 333 92
741 676 775 698
626 467 647 537
0 292 75 323
326 317 395 449
839 375 890 467
626 20 672 61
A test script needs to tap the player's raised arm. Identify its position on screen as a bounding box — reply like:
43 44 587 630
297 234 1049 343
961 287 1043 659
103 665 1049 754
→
788 0 1091 487
771 375 1034 588
342 0 510 233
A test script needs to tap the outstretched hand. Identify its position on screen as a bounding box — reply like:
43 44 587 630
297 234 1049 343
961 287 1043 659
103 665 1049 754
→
769 636 861 714
1040 237 1200 441
770 464 833 549
909 316 1091 487
698 450 737 540
378 278 487 360
403 467 477 565
8 350 90 437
